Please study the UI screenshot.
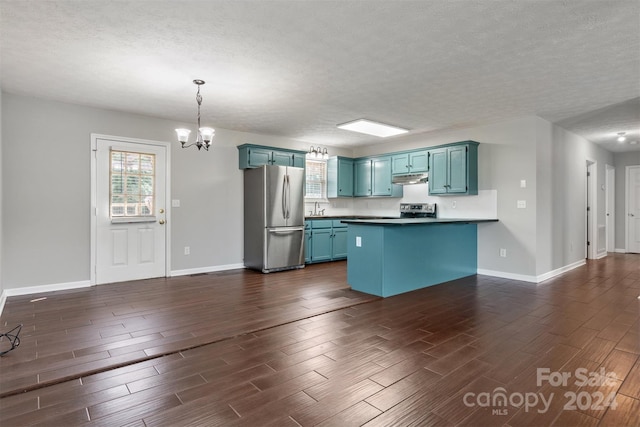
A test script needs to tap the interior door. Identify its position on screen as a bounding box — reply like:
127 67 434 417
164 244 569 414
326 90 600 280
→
606 165 615 252
95 137 167 284
627 166 640 253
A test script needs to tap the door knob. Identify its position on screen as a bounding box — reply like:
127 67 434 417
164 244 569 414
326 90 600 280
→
159 208 165 214
159 219 165 224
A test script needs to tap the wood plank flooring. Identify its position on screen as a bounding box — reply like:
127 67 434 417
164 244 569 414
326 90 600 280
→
1 255 639 426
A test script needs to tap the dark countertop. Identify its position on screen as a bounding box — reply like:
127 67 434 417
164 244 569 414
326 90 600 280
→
305 215 398 220
339 218 499 225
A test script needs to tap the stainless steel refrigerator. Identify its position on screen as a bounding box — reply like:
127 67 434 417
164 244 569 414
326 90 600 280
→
243 165 305 273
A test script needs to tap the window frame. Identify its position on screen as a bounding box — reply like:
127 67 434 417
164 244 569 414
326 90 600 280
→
304 157 328 202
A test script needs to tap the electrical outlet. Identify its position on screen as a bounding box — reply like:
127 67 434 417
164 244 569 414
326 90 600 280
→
356 236 362 247
184 246 190 255
520 180 527 188
172 199 181 208
500 248 507 257
452 200 457 209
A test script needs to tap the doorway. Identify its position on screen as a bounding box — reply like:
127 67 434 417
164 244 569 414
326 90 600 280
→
91 134 171 285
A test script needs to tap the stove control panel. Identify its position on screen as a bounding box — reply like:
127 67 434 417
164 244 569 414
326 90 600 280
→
400 203 436 214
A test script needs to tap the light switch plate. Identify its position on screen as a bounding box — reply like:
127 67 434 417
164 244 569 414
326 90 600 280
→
517 200 526 209
520 180 527 188
356 236 362 247
172 199 181 208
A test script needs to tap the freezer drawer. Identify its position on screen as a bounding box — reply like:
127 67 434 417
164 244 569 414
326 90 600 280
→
264 227 305 273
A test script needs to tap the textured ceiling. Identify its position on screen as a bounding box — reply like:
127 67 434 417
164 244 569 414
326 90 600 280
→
1 0 639 152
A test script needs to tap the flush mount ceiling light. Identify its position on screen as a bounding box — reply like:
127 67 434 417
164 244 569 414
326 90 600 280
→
337 119 409 138
617 132 627 143
175 80 215 151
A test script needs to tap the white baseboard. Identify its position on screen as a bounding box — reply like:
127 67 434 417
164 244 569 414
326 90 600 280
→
3 280 92 297
171 263 245 277
535 259 586 283
0 280 92 317
596 250 608 259
476 269 538 283
615 248 627 253
478 259 586 284
0 291 7 318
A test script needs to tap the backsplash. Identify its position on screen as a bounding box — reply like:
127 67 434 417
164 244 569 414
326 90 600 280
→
306 184 497 218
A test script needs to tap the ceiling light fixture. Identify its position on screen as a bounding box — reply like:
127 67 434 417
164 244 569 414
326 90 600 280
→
617 132 627 143
307 146 328 159
337 119 409 138
175 80 215 151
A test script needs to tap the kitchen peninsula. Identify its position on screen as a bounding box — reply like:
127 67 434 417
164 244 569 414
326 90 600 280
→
342 218 498 297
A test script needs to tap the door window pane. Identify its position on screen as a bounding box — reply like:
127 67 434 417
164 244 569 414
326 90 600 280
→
110 150 155 217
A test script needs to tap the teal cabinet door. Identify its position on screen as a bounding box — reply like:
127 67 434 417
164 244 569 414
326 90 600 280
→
409 150 429 173
247 147 272 167
292 153 305 168
337 158 354 197
311 228 332 262
372 157 392 196
272 151 292 166
304 229 312 263
354 159 372 197
391 153 410 174
332 228 348 259
327 157 354 198
429 148 448 194
447 145 467 193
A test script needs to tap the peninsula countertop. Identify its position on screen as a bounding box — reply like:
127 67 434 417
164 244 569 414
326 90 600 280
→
339 217 499 225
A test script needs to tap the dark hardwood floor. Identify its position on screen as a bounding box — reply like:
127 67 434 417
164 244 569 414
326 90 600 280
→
1 255 639 426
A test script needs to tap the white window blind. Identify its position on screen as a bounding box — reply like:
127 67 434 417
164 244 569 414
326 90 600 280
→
110 150 155 217
305 159 327 199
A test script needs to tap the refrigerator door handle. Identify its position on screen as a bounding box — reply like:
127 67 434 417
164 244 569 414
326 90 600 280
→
281 174 287 220
286 174 291 219
268 226 305 233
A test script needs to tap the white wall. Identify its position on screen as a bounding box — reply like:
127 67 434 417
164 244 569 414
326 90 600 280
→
0 92 351 290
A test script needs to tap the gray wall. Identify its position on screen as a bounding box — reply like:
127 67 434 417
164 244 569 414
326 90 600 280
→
0 89 3 296
613 151 640 250
354 116 615 279
0 92 351 289
0 91 625 290
355 116 540 277
543 121 613 274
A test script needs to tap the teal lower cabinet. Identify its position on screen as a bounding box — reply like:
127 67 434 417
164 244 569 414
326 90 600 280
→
305 219 349 263
346 222 478 297
304 225 312 263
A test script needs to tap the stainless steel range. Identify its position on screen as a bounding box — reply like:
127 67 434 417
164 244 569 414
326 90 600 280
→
399 203 437 218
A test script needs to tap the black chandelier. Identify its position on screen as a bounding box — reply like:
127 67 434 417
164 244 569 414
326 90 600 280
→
175 79 215 151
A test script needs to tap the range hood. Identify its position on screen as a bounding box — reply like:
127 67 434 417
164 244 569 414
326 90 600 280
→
392 172 429 185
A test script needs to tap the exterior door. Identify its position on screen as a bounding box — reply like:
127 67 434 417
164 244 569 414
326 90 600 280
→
627 166 640 253
93 136 168 284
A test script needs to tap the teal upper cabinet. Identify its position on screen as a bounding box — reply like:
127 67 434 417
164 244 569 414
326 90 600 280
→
428 141 479 195
372 157 393 196
237 144 307 169
391 150 429 175
355 156 402 197
327 156 354 198
354 159 372 197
